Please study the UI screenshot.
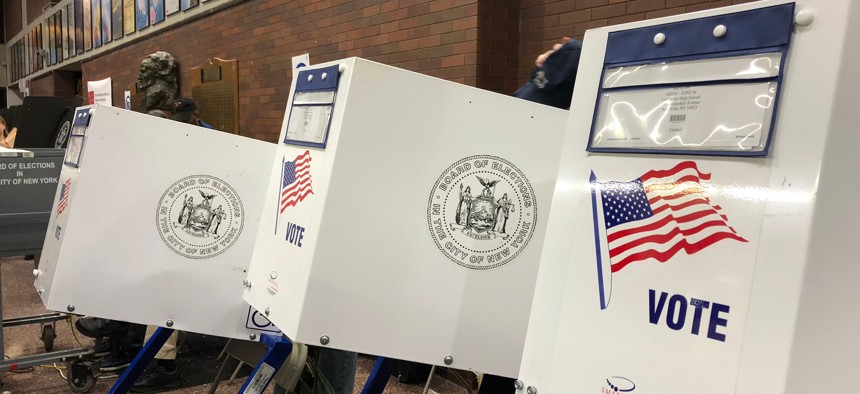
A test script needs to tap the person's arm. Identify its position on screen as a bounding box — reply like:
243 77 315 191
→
535 37 571 67
0 127 17 148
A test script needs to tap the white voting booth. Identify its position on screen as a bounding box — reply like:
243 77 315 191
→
243 58 568 376
35 105 281 340
517 1 860 393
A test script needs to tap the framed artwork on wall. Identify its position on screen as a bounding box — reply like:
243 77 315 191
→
150 0 164 25
136 0 148 31
180 0 198 11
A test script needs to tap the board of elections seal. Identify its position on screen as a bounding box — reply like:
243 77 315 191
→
156 175 244 259
427 155 537 270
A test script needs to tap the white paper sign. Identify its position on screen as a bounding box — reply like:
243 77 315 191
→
592 82 776 151
87 78 113 106
292 53 310 70
285 105 332 145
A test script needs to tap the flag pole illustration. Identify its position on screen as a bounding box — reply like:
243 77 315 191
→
591 161 747 310
274 150 314 234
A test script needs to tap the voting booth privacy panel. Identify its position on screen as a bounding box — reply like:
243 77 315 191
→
244 58 567 377
35 105 282 340
517 1 860 393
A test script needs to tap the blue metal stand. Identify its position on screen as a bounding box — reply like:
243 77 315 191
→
360 357 396 394
237 334 293 394
109 327 174 394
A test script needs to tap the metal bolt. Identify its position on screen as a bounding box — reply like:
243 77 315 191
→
67 305 75 312
33 269 40 277
514 380 524 390
270 271 278 279
653 32 666 45
264 307 270 316
321 72 328 80
166 320 174 327
443 355 453 365
38 288 44 294
527 386 537 394
320 335 330 345
249 333 257 340
308 74 314 82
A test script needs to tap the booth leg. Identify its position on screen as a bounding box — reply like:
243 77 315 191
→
109 327 174 394
237 334 293 394
360 357 396 394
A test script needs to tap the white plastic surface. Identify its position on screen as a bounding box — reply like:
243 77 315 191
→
36 105 277 340
518 1 860 393
244 58 568 377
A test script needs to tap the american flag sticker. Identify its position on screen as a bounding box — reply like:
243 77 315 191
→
591 161 747 310
274 150 314 233
57 178 71 215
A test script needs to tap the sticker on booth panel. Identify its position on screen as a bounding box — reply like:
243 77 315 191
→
427 155 537 270
156 175 244 259
273 150 314 236
590 161 747 310
57 178 71 215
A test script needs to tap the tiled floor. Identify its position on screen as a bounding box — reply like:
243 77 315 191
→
0 256 472 393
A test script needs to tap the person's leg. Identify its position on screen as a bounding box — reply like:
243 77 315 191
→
316 348 357 394
130 326 182 393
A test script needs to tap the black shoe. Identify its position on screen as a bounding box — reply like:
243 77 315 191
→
93 338 111 357
130 365 182 393
100 350 134 372
75 317 129 338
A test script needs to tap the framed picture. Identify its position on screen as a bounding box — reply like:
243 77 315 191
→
67 3 76 58
55 11 63 63
75 0 85 53
101 0 112 44
48 17 56 65
92 0 102 48
150 0 164 25
180 0 198 11
165 0 179 15
123 0 134 34
135 0 148 31
112 0 123 40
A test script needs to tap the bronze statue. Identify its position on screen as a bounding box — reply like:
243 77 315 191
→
138 51 178 112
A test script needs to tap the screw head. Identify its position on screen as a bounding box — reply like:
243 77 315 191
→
67 305 75 312
514 380 524 390
264 307 270 316
713 24 727 38
320 335 330 345
166 320 174 327
653 32 666 45
38 288 44 294
308 74 314 82
270 271 278 279
249 333 257 340
33 269 40 277
527 386 537 394
443 355 453 365
795 9 815 26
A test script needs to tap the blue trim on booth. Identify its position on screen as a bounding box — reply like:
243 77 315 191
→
604 4 795 64
295 65 340 92
237 334 294 394
109 327 174 394
586 3 795 157
361 357 397 394
284 65 341 149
